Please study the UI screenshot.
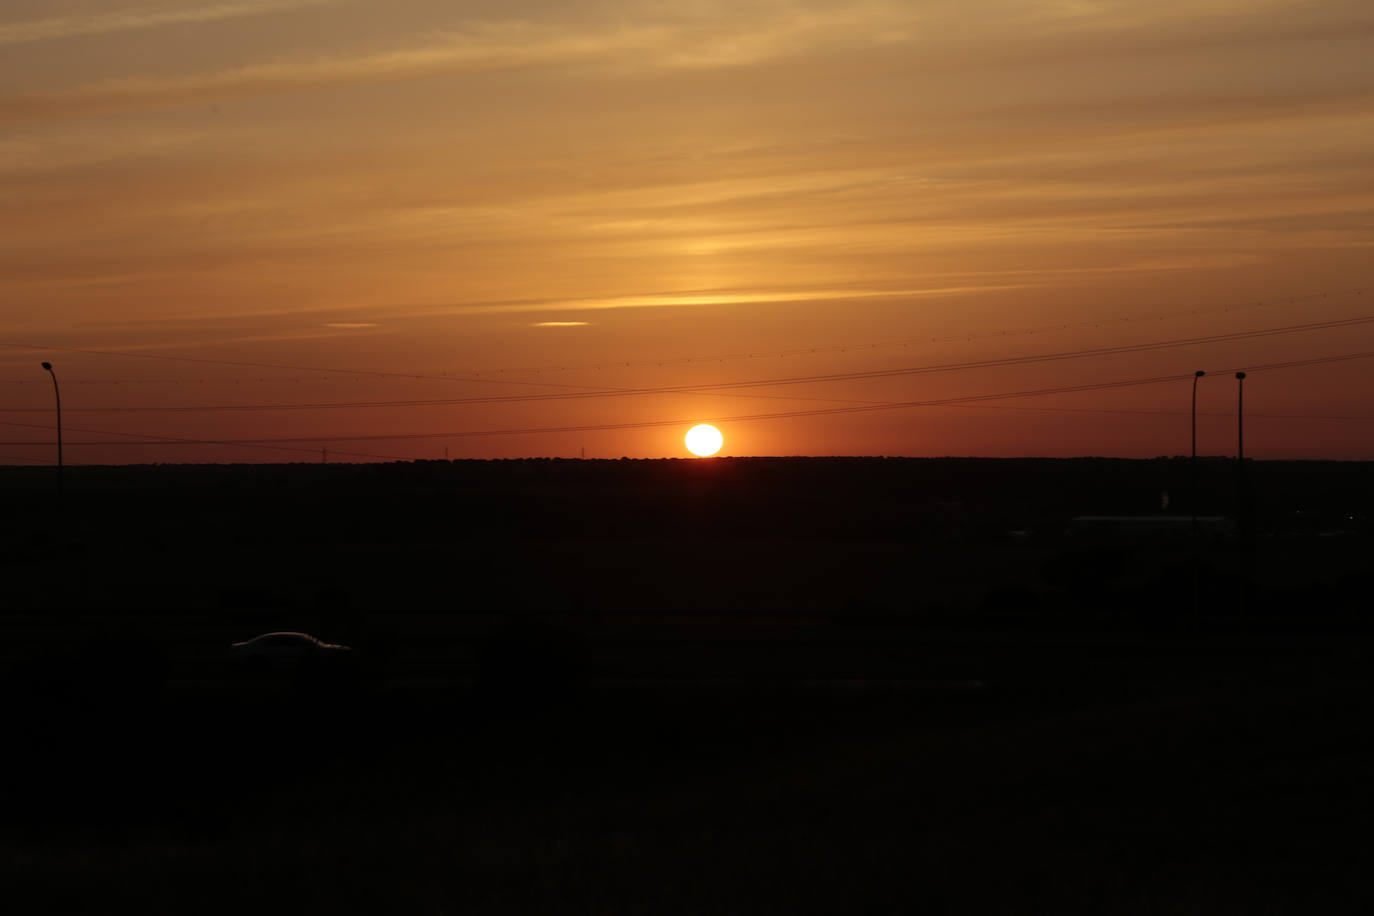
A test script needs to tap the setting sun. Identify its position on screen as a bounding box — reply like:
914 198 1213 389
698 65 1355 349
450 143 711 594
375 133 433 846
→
685 424 723 457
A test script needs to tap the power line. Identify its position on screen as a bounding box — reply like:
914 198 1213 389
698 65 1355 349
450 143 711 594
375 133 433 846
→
6 349 1371 447
0 340 605 393
4 312 1371 414
0 376 337 385
0 419 410 462
0 339 867 409
7 285 1345 384
421 287 1369 378
951 403 1374 422
0 287 1364 391
11 404 1373 454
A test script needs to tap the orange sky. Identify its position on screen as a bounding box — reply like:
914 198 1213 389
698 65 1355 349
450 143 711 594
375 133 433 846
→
2 0 1372 462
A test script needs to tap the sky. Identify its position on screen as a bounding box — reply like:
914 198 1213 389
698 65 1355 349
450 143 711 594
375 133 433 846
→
1 0 1372 463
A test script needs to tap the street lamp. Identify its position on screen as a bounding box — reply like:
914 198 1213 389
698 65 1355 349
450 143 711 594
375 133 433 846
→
1191 370 1205 532
41 361 62 497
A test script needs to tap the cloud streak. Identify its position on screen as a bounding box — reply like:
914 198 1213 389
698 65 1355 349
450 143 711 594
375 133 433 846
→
4 0 1368 128
0 3 923 123
452 285 1033 317
0 0 340 47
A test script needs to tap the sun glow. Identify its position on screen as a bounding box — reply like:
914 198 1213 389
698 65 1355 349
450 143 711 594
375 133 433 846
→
685 424 723 457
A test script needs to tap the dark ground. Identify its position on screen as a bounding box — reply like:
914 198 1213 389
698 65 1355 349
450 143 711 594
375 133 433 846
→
2 456 1373 913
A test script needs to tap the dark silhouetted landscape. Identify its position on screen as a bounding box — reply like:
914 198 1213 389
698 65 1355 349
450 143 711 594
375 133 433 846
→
5 456 1374 912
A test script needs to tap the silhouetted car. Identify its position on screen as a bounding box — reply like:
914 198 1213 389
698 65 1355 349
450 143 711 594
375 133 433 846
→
230 632 352 670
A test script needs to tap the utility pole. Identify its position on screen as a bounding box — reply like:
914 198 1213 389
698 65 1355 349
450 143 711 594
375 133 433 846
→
1235 372 1246 463
41 362 62 497
1235 371 1248 528
1191 370 1205 533
1235 371 1250 616
1189 370 1205 618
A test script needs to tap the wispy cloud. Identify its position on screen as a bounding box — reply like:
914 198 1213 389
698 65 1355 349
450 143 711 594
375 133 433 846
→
532 321 590 327
458 285 1031 317
0 0 340 47
0 3 922 122
0 25 644 121
4 0 1367 127
323 322 378 328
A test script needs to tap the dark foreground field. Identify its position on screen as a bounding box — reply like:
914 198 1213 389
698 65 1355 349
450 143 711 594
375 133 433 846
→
3 457 1373 913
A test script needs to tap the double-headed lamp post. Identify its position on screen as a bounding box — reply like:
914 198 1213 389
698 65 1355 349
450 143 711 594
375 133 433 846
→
41 361 62 496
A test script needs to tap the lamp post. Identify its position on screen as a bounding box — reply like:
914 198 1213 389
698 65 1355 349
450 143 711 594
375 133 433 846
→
1191 370 1205 532
41 361 62 497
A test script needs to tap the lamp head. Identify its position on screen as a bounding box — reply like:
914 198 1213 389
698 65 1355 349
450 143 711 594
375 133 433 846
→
1194 370 1206 378
1236 371 1246 380
41 361 52 371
